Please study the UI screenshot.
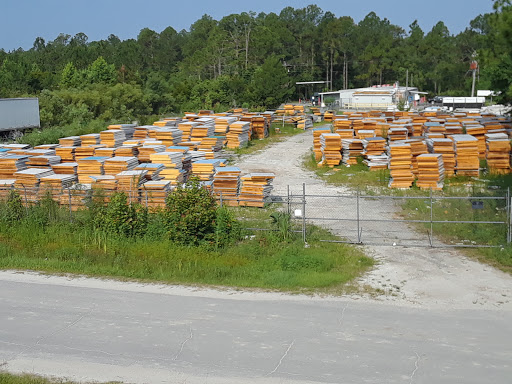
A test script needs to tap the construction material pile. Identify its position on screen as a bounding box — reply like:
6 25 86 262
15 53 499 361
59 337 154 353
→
416 154 445 190
320 133 342 167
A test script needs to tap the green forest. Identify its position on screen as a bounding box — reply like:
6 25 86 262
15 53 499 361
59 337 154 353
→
0 1 511 129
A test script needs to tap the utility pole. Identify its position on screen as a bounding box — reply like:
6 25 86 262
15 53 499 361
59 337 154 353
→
470 52 478 98
405 69 409 108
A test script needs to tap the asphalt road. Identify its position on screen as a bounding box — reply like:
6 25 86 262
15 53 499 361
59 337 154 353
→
0 272 511 384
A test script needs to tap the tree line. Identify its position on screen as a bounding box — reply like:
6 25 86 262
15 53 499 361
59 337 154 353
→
0 2 511 129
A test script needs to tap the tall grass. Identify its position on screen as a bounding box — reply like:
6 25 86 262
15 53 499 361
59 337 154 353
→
0 372 118 384
0 200 373 292
18 120 107 147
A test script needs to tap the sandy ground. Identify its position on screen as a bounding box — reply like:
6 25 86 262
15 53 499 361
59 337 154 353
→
235 130 512 310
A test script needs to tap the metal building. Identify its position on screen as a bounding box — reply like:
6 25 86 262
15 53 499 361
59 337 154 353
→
0 98 40 132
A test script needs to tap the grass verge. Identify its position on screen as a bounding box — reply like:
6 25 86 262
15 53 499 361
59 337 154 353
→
0 372 118 384
0 205 373 293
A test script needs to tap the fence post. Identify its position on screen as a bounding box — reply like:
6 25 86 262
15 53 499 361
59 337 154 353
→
22 184 29 214
145 190 148 208
430 188 434 247
287 185 290 215
508 187 511 244
356 188 361 243
302 183 306 244
67 188 73 222
220 192 223 207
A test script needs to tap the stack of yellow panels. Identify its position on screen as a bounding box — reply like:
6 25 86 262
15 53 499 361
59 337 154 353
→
464 124 487 158
213 166 241 206
100 130 126 147
75 145 105 161
226 122 250 149
312 127 331 161
0 155 29 179
426 138 456 176
485 133 511 174
238 173 275 207
80 134 100 146
140 180 172 209
416 154 445 190
103 157 139 175
191 159 222 181
320 133 341 167
138 145 166 163
77 156 108 184
451 134 480 176
388 143 414 188
341 139 364 165
55 146 76 161
59 136 81 146
27 155 61 169
51 162 78 175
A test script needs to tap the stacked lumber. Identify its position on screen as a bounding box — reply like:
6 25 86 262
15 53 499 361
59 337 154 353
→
363 155 389 171
213 166 241 206
14 169 54 203
388 127 408 141
115 170 148 202
485 133 511 174
77 156 108 184
313 126 332 161
416 154 445 190
426 138 456 176
80 134 100 146
59 184 91 211
341 139 364 166
0 155 29 179
100 130 126 147
140 180 172 208
324 111 335 122
51 162 78 175
451 134 480 177
154 128 183 147
134 163 164 181
296 116 313 130
177 121 200 142
357 130 375 140
150 152 184 185
59 136 81 146
133 126 150 139
284 105 295 116
103 157 139 175
27 155 61 168
39 174 77 198
191 159 221 181
94 147 116 157
115 146 139 157
55 146 76 161
138 144 166 162
320 133 342 167
464 124 486 158
362 137 386 157
75 145 105 161
226 121 250 149
408 139 429 176
238 173 275 207
0 180 16 200
388 143 414 188
214 117 237 136
424 122 445 138
89 176 118 202
336 129 354 140
252 116 270 138
107 124 136 139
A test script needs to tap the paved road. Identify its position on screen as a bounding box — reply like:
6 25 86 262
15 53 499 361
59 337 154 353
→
1 272 511 383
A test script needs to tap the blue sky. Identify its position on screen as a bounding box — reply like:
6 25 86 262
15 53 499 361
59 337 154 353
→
1 0 495 51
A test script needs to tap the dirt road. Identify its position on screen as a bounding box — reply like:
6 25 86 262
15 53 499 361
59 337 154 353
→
236 130 512 310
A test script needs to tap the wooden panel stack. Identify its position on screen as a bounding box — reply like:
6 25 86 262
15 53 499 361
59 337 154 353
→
116 170 148 202
51 162 78 175
107 124 136 139
134 163 164 181
59 136 81 146
363 155 389 171
451 134 480 177
191 159 221 181
485 133 511 174
138 144 166 162
80 134 100 146
100 130 126 147
103 157 139 175
150 152 184 185
362 137 386 157
178 121 200 142
213 166 241 206
39 174 77 199
313 126 331 161
198 136 224 158
75 145 105 161
251 116 269 138
140 180 172 209
416 154 445 190
426 138 455 176
388 143 414 188
388 127 408 141
341 139 364 166
154 128 183 147
324 111 335 122
464 124 487 158
94 147 116 157
0 155 29 179
238 173 275 207
320 133 342 167
59 184 91 211
214 117 237 136
296 116 313 130
226 121 250 149
55 146 76 162
27 155 61 169
408 139 428 176
77 156 108 184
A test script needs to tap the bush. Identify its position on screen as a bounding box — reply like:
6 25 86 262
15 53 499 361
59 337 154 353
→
2 190 25 224
164 178 217 245
215 207 241 248
94 192 148 238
